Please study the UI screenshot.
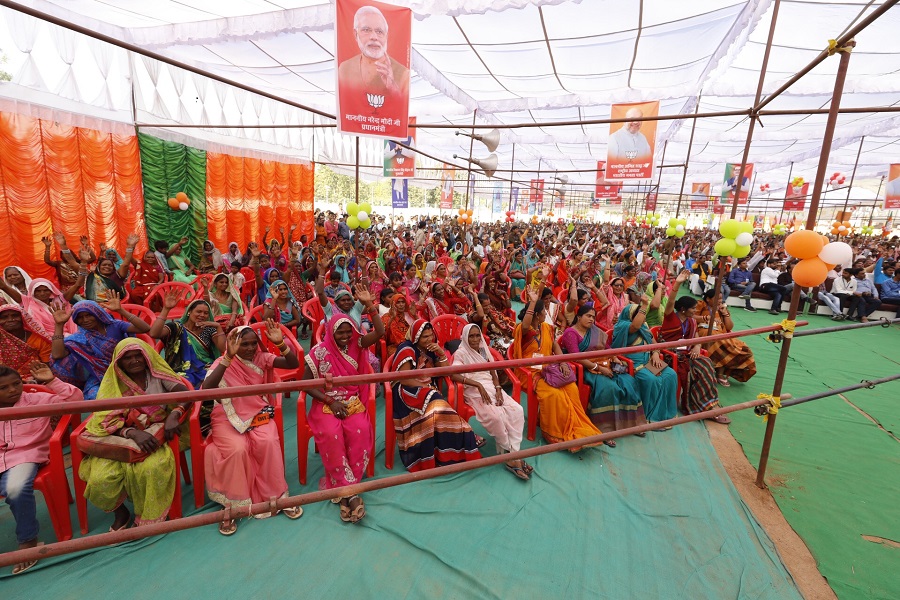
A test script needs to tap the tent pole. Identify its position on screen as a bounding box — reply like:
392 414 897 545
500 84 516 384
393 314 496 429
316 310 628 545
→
757 39 856 489
842 136 865 218
870 176 885 226
675 96 701 218
508 143 516 212
779 162 793 225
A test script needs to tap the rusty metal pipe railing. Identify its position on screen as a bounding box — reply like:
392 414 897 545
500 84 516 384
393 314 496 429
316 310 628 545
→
792 316 900 337
0 321 807 421
779 374 900 408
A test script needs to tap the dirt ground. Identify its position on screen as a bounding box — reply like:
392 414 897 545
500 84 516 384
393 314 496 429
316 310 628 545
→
706 421 838 600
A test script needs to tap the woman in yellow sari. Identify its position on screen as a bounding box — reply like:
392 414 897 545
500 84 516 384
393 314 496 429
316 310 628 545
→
512 289 602 448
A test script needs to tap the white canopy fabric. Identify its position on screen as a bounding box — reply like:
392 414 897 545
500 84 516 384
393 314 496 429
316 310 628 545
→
1 0 898 209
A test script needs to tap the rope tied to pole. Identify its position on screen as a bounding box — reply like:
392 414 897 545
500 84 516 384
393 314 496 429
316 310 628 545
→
779 318 796 338
754 393 781 421
827 38 855 56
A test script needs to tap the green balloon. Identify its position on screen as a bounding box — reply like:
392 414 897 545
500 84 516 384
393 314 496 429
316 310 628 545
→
347 202 359 216
675 230 686 238
732 244 751 258
347 215 360 229
666 227 676 237
719 219 740 239
738 221 754 234
714 238 737 256
567 224 575 233
678 218 688 226
360 217 372 229
359 202 373 214
668 218 678 227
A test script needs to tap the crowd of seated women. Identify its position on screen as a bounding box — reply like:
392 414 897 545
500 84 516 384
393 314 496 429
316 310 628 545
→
1 216 769 575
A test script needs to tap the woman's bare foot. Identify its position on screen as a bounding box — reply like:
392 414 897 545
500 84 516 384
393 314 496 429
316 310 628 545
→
110 505 131 532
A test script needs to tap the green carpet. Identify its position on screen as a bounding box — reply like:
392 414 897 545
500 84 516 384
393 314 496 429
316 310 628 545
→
0 335 803 598
716 306 900 600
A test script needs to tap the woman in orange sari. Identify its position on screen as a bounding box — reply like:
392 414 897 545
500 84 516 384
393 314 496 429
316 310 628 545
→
511 289 602 448
381 294 414 356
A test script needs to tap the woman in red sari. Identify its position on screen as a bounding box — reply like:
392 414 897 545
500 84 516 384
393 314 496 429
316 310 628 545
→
382 294 414 356
424 282 454 319
201 321 303 535
0 305 51 379
131 251 164 306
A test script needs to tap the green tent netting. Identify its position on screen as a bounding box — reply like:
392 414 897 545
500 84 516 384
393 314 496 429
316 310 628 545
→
138 133 207 264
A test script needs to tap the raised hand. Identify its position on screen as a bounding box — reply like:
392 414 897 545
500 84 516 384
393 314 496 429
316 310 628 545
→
264 318 284 345
179 237 189 246
675 269 691 284
41 236 52 248
126 233 140 247
78 248 92 263
250 243 262 258
162 288 183 310
99 243 108 253
29 362 55 383
527 287 540 304
79 235 90 249
53 232 67 247
50 301 72 325
99 290 122 312
279 226 285 235
225 328 242 358
265 226 271 233
354 283 372 305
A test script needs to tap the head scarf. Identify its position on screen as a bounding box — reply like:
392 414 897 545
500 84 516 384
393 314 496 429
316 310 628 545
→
209 273 245 316
179 299 213 325
201 240 224 270
224 242 243 265
22 278 70 337
307 315 370 386
408 318 432 344
265 279 297 308
85 258 125 300
611 304 653 350
424 260 437 281
1 266 31 306
332 254 350 283
0 304 48 378
452 323 491 366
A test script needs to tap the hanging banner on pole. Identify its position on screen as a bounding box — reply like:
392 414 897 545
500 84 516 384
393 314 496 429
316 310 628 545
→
531 179 544 214
644 192 657 212
383 116 416 178
510 188 519 213
713 204 725 215
606 101 659 180
720 163 753 204
521 188 531 215
492 181 504 214
607 195 622 206
439 164 454 209
391 178 408 208
595 161 622 200
884 164 900 209
784 182 808 211
690 183 710 210
336 0 411 140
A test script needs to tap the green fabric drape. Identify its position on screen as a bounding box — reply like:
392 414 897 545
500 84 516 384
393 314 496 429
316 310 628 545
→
138 134 207 264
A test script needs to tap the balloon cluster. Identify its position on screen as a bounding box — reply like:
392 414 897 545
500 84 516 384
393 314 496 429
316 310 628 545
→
548 211 555 217
860 225 875 236
772 223 787 236
785 230 851 287
504 210 515 223
457 208 473 225
665 217 687 238
759 183 771 193
714 219 754 258
346 202 373 229
167 192 190 211
830 220 852 236
829 172 846 186
701 217 711 225
530 215 539 224
790 176 805 188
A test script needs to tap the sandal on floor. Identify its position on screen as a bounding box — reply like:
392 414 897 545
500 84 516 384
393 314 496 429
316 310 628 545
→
347 496 366 523
711 414 732 424
505 462 530 481
634 431 647 437
522 461 535 475
604 439 616 448
475 434 486 448
717 377 731 387
282 506 303 520
218 520 238 536
299 330 310 340
339 498 352 523
12 543 42 575
109 517 132 533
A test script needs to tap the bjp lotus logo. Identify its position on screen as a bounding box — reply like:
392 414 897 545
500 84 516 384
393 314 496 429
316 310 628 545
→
625 150 637 160
367 94 384 108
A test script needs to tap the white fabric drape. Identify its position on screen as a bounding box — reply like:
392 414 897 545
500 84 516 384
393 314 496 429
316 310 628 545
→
6 7 46 91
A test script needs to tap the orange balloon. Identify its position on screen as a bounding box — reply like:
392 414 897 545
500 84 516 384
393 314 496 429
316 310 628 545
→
458 209 465 216
819 233 830 246
784 229 824 259
457 216 465 224
175 191 188 202
167 197 180 209
841 221 851 228
791 258 829 288
466 209 474 217
831 228 841 235
824 262 836 270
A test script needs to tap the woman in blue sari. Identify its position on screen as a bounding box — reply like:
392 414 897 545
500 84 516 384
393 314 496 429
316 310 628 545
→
559 305 646 440
49 297 151 399
262 279 300 332
149 293 225 389
611 298 678 429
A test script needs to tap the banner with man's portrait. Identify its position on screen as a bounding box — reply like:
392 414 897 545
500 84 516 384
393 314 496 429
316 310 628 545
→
383 116 416 178
336 0 412 139
510 188 519 213
644 192 657 212
784 182 808 211
531 179 544 214
594 160 622 199
391 178 408 208
606 101 659 180
884 164 900 209
439 164 454 209
690 183 710 210
720 163 753 204
492 181 504 214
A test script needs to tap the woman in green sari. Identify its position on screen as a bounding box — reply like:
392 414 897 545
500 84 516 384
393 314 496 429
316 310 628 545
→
148 292 225 388
208 273 244 330
167 246 195 284
79 338 190 530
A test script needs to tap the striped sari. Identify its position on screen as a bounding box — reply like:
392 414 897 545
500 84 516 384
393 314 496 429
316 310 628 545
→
694 302 757 382
658 312 721 415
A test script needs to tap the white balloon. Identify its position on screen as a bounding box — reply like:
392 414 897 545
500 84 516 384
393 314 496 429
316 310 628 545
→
356 211 368 222
818 241 853 265
675 224 684 232
837 225 847 232
178 202 189 211
734 232 754 246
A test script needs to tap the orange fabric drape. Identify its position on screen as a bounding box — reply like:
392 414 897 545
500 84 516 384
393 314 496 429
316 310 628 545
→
0 112 147 283
206 153 314 255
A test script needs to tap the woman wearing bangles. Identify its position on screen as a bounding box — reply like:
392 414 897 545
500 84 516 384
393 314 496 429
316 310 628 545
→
201 321 302 536
303 314 384 523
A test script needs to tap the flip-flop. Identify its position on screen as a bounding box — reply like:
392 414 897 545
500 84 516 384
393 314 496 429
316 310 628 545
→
109 517 132 533
717 377 731 387
475 435 486 448
218 520 237 536
711 414 732 424
604 439 617 448
522 461 535 475
282 506 304 520
12 543 42 575
348 496 366 524
505 463 530 481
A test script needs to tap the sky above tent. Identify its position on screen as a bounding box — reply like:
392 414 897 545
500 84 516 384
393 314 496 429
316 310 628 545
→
0 0 898 208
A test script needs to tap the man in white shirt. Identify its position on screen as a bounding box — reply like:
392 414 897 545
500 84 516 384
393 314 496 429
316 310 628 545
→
830 268 858 318
759 260 788 315
850 269 881 322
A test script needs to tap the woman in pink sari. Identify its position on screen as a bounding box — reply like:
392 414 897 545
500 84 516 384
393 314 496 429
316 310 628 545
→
303 313 384 523
19 279 77 337
201 320 302 535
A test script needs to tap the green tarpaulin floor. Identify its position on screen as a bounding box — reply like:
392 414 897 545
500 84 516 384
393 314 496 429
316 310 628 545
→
716 307 900 600
2 304 897 599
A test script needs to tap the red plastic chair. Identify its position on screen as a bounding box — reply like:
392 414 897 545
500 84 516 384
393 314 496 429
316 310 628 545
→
246 303 268 324
248 322 305 382
239 267 257 305
302 297 325 326
144 282 194 319
189 374 285 509
296 363 377 485
507 343 543 441
120 303 157 326
189 274 215 298
4 388 76 542
69 380 192 534
314 322 325 345
431 314 468 347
